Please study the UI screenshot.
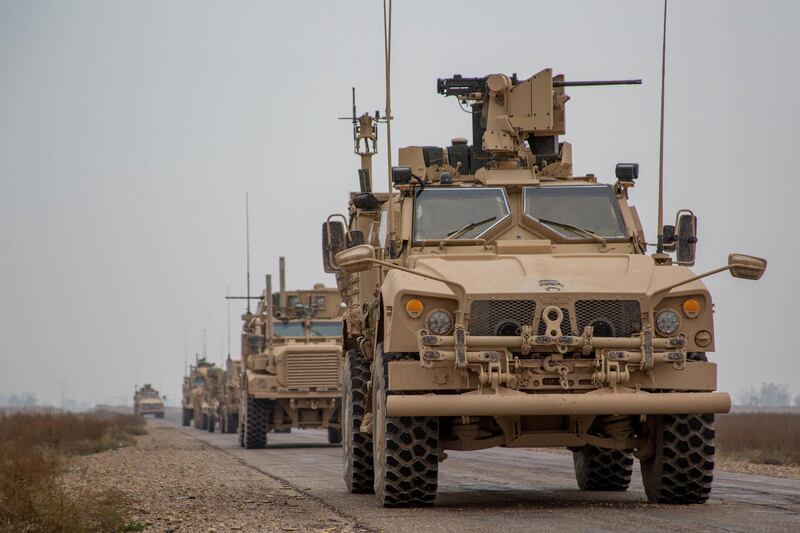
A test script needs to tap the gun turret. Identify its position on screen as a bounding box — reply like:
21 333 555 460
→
436 70 641 172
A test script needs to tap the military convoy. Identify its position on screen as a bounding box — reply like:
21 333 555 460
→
134 384 164 419
238 257 344 448
217 356 242 434
322 69 767 507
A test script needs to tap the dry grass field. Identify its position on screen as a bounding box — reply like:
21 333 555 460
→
716 412 800 466
0 410 146 533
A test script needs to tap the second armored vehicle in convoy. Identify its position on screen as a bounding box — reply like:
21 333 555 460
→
323 69 766 506
134 384 164 419
186 358 223 431
238 257 344 448
217 356 242 434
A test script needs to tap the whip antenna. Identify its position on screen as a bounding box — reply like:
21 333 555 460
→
656 0 668 254
383 0 396 256
245 192 251 313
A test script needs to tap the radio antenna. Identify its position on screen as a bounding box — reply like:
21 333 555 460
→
245 192 252 313
383 0 396 256
656 0 668 254
226 286 231 359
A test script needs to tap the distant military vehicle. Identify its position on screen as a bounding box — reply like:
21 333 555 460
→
134 384 164 419
217 356 242 434
186 358 223 431
239 257 344 448
323 69 767 506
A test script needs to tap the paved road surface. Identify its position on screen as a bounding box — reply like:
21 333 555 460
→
158 414 800 532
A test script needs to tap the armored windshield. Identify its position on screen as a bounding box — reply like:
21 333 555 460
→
523 185 626 239
141 391 160 399
273 321 306 337
310 321 341 337
414 188 510 241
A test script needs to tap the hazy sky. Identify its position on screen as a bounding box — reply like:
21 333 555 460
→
1 0 798 406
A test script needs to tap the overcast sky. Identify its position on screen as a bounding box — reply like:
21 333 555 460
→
1 0 798 406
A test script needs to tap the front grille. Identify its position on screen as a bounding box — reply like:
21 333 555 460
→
284 352 341 389
536 307 572 336
468 300 536 336
575 300 641 338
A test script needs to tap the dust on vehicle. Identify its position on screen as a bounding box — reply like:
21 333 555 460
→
323 69 767 506
134 384 164 419
238 257 344 448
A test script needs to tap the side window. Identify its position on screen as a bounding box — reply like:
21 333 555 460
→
314 296 326 309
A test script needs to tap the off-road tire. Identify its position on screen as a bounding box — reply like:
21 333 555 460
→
573 445 634 491
641 414 715 504
243 396 271 449
200 413 209 431
343 348 373 493
207 413 216 433
373 346 439 507
328 405 342 444
228 413 239 434
238 418 244 447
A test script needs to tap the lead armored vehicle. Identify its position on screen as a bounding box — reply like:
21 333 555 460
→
323 69 766 507
239 257 344 448
134 384 164 418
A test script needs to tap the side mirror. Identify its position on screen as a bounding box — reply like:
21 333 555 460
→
675 211 698 266
335 244 375 274
322 220 346 273
615 163 639 182
728 254 767 280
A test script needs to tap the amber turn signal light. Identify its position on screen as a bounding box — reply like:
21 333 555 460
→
405 298 424 318
682 298 701 318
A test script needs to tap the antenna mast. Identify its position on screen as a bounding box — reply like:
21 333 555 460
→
383 0 396 256
656 0 668 254
226 286 231 358
245 193 252 313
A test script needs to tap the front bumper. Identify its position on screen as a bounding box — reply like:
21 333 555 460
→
386 387 731 417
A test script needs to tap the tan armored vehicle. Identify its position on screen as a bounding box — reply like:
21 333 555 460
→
134 384 164 419
239 257 344 448
217 356 242 434
188 358 223 431
323 69 767 507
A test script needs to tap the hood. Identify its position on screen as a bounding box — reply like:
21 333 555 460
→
395 253 708 300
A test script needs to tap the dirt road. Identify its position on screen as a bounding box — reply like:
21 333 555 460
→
161 414 800 532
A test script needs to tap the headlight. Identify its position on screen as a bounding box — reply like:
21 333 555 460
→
655 309 680 335
426 309 454 335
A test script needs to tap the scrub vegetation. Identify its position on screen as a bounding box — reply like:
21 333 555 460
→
0 410 146 532
717 412 800 466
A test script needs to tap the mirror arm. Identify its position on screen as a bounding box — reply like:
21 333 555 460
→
349 258 468 325
648 265 730 301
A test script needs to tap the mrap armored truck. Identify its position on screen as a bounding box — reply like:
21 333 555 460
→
134 384 164 418
323 68 766 507
239 257 344 448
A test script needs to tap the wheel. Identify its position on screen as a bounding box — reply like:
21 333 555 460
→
243 395 271 449
156 412 164 419
573 445 633 491
200 413 209 431
328 405 342 444
207 413 216 433
343 348 374 494
641 414 715 504
228 413 239 434
182 408 192 426
373 345 439 507
238 417 245 447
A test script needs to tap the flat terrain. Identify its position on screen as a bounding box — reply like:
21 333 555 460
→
156 413 800 533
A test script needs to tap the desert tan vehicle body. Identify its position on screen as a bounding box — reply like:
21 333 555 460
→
217 357 242 434
187 359 223 431
181 374 194 426
239 258 345 449
134 384 164 418
324 69 766 507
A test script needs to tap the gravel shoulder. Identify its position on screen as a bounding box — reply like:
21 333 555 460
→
64 423 363 532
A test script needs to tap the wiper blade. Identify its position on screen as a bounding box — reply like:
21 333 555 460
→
446 216 496 240
538 218 608 247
